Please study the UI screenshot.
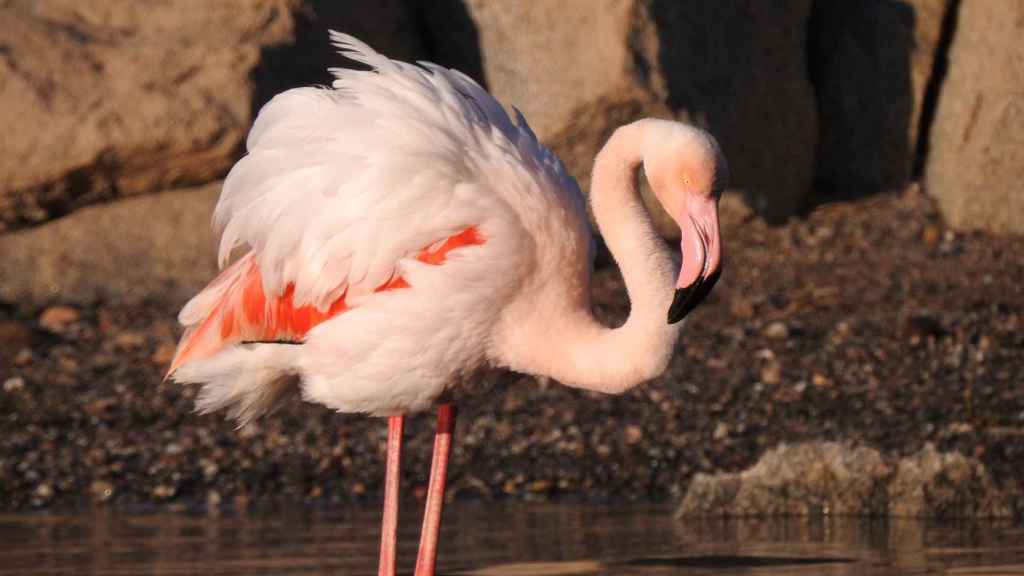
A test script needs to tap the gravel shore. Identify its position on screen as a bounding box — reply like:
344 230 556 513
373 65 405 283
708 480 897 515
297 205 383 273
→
2 188 1022 514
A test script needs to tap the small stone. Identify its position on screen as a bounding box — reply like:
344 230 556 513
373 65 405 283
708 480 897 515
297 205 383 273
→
528 479 553 493
13 348 33 366
207 490 222 507
200 459 219 480
152 485 177 499
812 373 832 388
624 425 643 445
763 321 790 340
760 362 782 385
38 306 80 333
114 331 146 350
922 225 941 247
713 422 729 440
90 480 114 502
3 377 25 392
34 483 54 501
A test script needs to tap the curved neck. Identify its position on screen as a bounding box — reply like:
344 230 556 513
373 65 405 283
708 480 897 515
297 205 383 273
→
552 121 681 393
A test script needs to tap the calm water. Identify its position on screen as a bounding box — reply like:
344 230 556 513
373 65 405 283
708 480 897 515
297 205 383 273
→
2 503 1022 575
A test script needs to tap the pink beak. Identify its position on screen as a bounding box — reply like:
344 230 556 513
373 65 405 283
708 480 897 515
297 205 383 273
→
668 197 722 324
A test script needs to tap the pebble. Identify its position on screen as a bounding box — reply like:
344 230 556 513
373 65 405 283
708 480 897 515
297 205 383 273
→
13 349 33 366
763 321 790 340
760 362 782 385
90 481 115 502
624 425 643 445
38 306 80 333
152 485 177 499
114 331 146 350
3 377 25 393
34 483 54 501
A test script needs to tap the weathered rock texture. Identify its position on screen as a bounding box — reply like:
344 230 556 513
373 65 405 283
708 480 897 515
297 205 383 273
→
0 0 296 231
449 0 818 231
810 0 951 197
677 442 1015 518
0 183 220 306
925 0 1024 235
0 0 432 233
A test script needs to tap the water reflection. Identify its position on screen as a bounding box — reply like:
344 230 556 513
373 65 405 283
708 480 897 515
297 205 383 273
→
1 503 1021 575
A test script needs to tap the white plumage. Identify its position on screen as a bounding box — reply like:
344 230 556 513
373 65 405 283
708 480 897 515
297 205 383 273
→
172 32 594 419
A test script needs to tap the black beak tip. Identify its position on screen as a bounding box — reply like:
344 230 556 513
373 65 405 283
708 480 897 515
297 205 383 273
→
667 268 721 325
668 286 693 325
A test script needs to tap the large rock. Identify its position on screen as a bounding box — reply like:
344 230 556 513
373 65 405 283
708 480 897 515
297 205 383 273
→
0 0 295 231
0 0 429 232
0 182 221 307
677 442 1015 518
810 0 951 197
444 0 817 230
925 0 1024 235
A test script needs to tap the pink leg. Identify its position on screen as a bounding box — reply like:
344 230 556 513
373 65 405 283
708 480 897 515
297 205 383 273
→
378 415 404 576
414 404 457 576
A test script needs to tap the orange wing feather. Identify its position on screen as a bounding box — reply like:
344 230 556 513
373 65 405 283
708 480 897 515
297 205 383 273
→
167 226 485 377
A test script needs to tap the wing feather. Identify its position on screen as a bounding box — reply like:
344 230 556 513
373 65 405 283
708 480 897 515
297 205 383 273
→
173 31 583 375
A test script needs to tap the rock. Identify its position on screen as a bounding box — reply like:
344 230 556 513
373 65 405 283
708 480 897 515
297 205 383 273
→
0 0 432 232
447 0 817 231
759 362 782 385
89 480 114 503
0 0 296 231
0 182 221 307
38 306 80 334
677 442 891 517
763 321 790 340
924 0 1024 235
3 377 25 393
889 443 1013 518
677 442 1015 518
810 0 951 197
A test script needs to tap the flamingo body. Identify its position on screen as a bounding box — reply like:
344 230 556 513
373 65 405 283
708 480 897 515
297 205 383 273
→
169 32 727 576
171 33 593 419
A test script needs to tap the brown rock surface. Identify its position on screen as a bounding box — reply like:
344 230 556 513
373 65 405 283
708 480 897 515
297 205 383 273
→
451 0 817 231
678 442 1015 518
0 0 296 231
925 0 1024 235
0 182 221 306
810 0 951 197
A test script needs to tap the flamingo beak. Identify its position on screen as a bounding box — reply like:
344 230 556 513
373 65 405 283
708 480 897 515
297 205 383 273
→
668 197 722 324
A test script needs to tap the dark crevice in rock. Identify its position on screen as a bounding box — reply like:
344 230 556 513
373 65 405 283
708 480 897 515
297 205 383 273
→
415 0 486 88
805 0 915 203
912 0 961 179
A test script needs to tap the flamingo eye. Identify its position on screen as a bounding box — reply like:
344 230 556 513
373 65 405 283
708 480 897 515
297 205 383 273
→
682 176 692 187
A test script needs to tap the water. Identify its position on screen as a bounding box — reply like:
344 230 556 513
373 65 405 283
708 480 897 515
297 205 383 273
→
2 503 1022 575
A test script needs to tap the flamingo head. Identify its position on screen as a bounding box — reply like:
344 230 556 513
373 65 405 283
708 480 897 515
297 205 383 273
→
641 120 728 324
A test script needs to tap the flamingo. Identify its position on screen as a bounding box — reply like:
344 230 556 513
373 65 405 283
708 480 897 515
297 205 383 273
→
167 32 727 576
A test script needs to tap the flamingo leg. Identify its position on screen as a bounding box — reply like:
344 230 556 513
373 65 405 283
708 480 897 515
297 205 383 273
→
378 415 404 576
414 404 456 576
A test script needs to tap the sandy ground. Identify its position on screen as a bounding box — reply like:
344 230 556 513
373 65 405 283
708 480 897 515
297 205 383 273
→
1 187 1022 513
